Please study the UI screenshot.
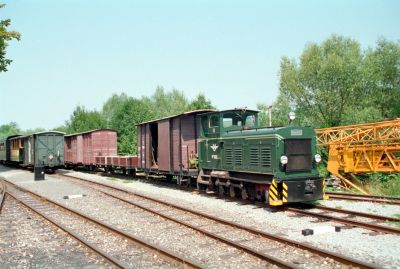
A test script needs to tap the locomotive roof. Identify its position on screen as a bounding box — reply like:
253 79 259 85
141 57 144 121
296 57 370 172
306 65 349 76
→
137 109 216 125
65 128 117 137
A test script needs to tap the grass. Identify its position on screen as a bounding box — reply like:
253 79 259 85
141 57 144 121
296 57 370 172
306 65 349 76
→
326 173 400 197
107 177 117 181
363 173 400 196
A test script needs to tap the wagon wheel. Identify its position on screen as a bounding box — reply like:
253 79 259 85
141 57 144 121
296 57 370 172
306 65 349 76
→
165 174 173 182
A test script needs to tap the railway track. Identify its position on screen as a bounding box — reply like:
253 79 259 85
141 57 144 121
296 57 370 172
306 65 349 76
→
0 179 118 268
326 191 400 205
61 170 400 234
286 205 400 235
0 179 5 213
58 172 380 269
2 179 203 269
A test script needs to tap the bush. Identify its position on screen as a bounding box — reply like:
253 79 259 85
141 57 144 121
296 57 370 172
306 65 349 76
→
363 173 400 196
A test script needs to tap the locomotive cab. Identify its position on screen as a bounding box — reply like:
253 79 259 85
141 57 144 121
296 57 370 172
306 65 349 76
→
197 109 326 206
200 109 259 138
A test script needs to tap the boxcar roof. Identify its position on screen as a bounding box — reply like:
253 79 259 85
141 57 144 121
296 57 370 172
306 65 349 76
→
0 134 21 141
64 128 117 137
137 109 216 126
206 108 259 114
16 131 66 139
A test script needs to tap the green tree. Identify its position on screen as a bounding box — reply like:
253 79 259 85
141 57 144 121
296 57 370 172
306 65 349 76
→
363 38 400 119
102 93 129 127
109 97 155 155
279 34 364 127
147 86 189 118
53 125 68 133
66 105 107 133
188 93 215 110
22 127 46 135
0 122 20 137
0 3 21 73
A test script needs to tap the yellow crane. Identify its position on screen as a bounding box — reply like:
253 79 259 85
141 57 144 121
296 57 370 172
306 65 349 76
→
316 118 400 194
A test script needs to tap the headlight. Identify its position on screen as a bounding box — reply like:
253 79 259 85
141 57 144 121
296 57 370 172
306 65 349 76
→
315 154 321 163
288 111 296 121
280 155 288 165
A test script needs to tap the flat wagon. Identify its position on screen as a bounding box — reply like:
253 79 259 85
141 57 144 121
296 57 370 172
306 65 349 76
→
64 129 117 169
95 155 138 175
137 109 215 184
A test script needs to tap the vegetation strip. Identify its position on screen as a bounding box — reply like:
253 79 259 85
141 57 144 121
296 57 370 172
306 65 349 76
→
5 190 128 269
61 173 379 269
4 179 204 269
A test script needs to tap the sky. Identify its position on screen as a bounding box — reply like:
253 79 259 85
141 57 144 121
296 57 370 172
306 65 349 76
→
0 0 399 130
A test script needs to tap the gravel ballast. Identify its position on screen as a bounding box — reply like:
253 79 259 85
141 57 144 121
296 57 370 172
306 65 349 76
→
1 165 400 268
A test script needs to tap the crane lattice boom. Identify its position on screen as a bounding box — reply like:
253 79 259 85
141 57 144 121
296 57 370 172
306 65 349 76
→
315 118 400 194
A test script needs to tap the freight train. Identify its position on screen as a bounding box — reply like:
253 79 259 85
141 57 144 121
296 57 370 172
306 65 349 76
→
0 131 64 171
137 108 326 205
0 108 326 206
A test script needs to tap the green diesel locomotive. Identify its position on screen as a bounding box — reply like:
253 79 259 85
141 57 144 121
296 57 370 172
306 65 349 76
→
197 109 327 206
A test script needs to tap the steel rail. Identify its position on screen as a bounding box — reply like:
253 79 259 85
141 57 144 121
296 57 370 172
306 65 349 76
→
326 191 400 205
60 173 379 269
4 179 204 269
327 193 400 205
5 191 128 269
309 204 400 222
0 179 6 213
62 177 298 268
286 207 400 235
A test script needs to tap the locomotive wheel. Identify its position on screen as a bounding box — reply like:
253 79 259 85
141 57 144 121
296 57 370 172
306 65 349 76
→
264 189 269 203
241 188 248 200
197 182 206 192
218 185 224 196
229 186 236 198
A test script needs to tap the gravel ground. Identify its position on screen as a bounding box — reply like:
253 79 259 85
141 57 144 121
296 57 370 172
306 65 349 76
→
63 170 400 268
67 177 345 268
1 165 400 268
0 193 112 268
1 167 273 268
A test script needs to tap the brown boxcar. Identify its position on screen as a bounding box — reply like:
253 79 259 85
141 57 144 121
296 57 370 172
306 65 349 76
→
137 109 214 183
65 129 117 166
